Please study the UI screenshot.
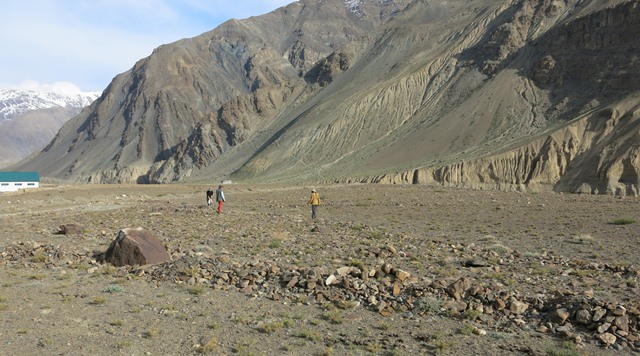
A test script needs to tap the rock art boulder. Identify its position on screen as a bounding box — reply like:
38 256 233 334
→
103 228 170 267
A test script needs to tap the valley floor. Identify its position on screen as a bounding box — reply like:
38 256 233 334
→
0 183 638 355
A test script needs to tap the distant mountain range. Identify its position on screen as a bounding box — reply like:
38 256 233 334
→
0 89 99 168
11 0 640 195
0 89 99 122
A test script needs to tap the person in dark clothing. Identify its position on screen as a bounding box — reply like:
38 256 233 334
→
206 188 214 206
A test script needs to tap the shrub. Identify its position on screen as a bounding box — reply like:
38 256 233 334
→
611 218 636 225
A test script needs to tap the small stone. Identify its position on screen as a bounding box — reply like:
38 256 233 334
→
336 266 352 277
598 332 616 345
473 327 487 336
612 306 626 316
444 300 467 313
549 308 570 324
597 322 611 334
556 324 573 336
392 283 401 296
509 300 529 315
395 269 411 282
307 281 317 290
325 275 339 286
575 309 591 324
614 316 629 332
536 325 549 333
593 307 606 322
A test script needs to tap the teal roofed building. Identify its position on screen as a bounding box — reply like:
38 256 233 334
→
0 172 40 192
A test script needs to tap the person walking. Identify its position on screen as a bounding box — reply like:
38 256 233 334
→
308 189 320 219
206 188 214 206
215 185 226 214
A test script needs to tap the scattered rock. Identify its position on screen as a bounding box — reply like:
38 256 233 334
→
57 223 83 235
509 300 529 315
598 332 617 345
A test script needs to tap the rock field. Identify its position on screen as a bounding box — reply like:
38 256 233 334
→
0 183 638 355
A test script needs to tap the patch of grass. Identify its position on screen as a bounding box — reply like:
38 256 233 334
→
434 338 455 353
335 300 359 310
142 328 159 339
102 284 124 293
109 319 123 327
417 297 442 314
459 323 476 335
348 258 364 269
323 309 343 324
529 265 555 276
90 296 106 305
569 269 589 278
115 341 131 349
369 229 386 239
256 320 285 334
187 286 205 295
545 341 581 356
366 342 383 352
295 329 321 341
37 337 53 347
196 337 219 354
319 346 335 356
28 274 46 280
268 239 282 249
569 234 595 244
463 308 482 320
610 217 636 225
351 224 365 231
31 254 47 263
488 243 511 255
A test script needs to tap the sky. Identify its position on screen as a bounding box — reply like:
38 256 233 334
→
0 0 294 93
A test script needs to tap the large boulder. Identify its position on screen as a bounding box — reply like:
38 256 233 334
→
103 228 170 267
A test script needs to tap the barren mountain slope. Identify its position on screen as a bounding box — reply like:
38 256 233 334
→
11 0 640 195
226 0 640 192
0 107 82 168
11 0 411 183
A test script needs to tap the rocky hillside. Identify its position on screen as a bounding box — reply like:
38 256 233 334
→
12 0 640 194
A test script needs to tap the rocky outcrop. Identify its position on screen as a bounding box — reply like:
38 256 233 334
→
365 96 640 195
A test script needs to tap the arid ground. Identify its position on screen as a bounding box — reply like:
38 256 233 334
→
0 183 638 355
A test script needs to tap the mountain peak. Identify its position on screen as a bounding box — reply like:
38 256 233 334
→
0 88 100 122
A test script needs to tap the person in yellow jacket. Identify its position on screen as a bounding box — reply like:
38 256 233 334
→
308 189 320 219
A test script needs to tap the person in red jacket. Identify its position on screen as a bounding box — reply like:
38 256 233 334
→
215 185 225 213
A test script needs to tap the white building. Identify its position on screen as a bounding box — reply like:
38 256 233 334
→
0 172 40 192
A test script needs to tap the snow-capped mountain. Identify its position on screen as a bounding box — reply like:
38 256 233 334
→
0 88 100 122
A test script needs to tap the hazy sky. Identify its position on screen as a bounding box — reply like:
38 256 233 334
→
0 0 294 93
